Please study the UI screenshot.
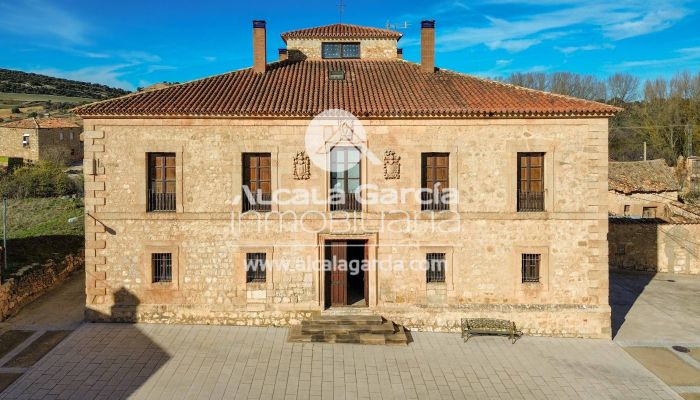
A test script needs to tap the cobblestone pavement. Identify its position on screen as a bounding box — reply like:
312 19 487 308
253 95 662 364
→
0 323 679 400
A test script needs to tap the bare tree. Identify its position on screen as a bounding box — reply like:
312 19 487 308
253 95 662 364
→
506 72 546 91
644 78 668 102
607 73 639 103
670 70 693 99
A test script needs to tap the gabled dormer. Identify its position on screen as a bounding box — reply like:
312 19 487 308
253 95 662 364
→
280 23 403 61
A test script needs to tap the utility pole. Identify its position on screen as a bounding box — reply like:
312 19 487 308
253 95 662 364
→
687 124 694 157
1 198 6 284
643 141 647 161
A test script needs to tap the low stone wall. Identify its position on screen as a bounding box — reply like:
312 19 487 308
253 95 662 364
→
609 219 700 274
0 254 84 321
85 302 611 339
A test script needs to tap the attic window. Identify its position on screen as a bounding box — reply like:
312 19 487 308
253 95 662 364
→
322 42 360 59
329 70 345 81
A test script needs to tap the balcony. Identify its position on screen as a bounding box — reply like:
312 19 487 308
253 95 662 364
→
329 192 362 212
517 191 544 212
148 192 176 212
242 191 272 212
421 190 450 211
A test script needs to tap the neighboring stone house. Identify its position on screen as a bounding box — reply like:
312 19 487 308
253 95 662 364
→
608 159 679 219
0 117 83 164
74 21 621 338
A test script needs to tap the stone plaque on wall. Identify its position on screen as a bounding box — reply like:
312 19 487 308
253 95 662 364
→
293 151 310 180
383 150 400 179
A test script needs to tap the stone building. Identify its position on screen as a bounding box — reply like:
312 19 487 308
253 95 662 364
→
0 117 83 164
74 21 621 338
608 159 679 219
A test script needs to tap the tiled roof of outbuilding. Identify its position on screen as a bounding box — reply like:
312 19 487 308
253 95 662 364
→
1 117 80 129
73 59 621 119
609 159 679 194
281 23 402 41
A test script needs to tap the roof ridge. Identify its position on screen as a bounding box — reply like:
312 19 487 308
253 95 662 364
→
71 65 255 114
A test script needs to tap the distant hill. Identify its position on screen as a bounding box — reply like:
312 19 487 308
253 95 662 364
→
0 68 130 100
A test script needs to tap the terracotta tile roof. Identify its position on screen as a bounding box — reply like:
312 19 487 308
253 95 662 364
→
281 23 402 41
73 59 622 118
1 117 80 129
609 159 679 194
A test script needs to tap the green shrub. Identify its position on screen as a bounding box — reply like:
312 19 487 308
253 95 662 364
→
0 161 79 199
10 107 20 113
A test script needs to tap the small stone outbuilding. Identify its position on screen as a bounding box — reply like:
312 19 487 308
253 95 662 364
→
0 117 83 164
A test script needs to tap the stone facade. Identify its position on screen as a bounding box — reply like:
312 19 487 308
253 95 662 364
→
609 219 700 275
0 125 83 163
608 191 678 219
82 117 611 338
286 38 399 60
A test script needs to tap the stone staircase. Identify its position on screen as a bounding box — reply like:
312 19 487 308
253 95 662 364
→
287 313 409 345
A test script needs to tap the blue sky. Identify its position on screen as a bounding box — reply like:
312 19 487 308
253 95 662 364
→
1 0 699 91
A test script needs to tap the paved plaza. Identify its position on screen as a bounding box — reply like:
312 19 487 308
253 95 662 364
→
0 323 679 400
0 271 699 399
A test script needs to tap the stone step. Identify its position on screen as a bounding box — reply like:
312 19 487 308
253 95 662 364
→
310 314 383 325
301 321 395 335
385 325 409 346
288 316 409 346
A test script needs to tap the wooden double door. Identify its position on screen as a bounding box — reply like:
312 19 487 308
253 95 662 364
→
324 240 368 308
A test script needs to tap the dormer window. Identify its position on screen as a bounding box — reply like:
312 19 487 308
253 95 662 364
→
322 42 360 59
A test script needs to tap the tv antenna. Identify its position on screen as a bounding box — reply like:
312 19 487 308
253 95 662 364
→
385 20 411 30
338 0 346 23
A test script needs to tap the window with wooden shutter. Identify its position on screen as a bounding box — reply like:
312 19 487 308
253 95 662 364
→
517 152 545 212
242 153 272 212
147 153 176 212
421 153 449 211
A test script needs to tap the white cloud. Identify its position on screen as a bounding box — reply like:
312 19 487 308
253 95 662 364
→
423 0 691 53
31 65 136 91
0 0 89 44
556 44 615 54
611 46 700 70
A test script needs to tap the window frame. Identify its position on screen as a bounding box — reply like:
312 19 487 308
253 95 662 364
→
329 146 362 212
151 253 173 283
421 153 450 211
321 42 361 59
147 152 177 212
245 252 267 283
242 153 272 213
521 253 541 283
642 206 657 219
425 252 446 283
517 152 545 212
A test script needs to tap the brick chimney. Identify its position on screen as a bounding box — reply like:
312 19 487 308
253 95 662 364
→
253 20 267 73
421 20 435 73
397 48 403 60
278 48 288 61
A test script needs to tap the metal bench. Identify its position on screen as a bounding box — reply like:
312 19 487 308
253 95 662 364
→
461 318 522 344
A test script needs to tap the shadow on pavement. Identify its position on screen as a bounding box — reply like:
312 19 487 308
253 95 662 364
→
609 271 655 339
1 287 170 399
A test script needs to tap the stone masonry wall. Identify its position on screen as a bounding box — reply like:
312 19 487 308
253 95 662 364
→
0 127 39 161
82 117 610 338
608 191 677 218
609 220 700 274
0 254 84 321
286 38 398 60
38 127 84 163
